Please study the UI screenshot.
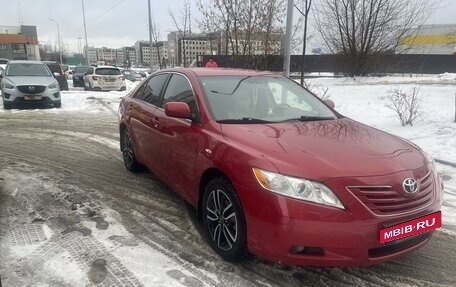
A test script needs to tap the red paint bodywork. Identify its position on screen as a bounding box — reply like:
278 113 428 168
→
119 68 443 266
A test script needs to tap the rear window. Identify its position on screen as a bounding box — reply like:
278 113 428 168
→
74 66 90 73
6 63 51 77
95 68 121 75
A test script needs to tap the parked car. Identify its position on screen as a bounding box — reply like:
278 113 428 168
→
122 70 143 82
83 65 126 91
72 65 91 87
43 61 69 91
0 60 61 109
118 68 442 267
0 58 8 71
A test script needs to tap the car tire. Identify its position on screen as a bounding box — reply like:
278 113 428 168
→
121 128 141 172
54 100 62 108
3 101 12 110
202 177 247 262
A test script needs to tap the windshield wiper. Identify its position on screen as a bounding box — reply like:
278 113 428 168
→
282 116 335 122
217 117 273 124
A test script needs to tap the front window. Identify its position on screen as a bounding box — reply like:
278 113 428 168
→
200 75 338 123
5 63 51 76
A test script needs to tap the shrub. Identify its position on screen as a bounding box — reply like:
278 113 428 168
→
386 86 422 126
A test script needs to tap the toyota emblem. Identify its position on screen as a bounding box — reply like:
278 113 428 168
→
402 178 419 193
28 86 35 92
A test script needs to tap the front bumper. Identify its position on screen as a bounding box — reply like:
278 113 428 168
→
236 169 443 266
2 87 60 105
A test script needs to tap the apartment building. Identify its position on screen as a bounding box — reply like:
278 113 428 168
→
0 25 40 60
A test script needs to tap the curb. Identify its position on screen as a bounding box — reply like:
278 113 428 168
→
435 159 456 168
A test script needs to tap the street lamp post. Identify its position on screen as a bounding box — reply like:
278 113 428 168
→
48 18 63 64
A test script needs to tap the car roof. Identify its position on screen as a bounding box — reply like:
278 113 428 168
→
158 67 281 77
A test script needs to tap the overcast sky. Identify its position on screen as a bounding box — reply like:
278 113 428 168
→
0 0 455 54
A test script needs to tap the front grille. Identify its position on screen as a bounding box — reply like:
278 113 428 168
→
17 85 46 94
368 232 430 258
348 172 435 216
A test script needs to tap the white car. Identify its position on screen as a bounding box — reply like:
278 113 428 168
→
83 65 126 91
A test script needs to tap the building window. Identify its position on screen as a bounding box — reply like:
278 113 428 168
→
0 44 7 51
12 43 26 54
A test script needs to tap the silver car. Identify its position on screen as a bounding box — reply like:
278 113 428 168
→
0 60 61 109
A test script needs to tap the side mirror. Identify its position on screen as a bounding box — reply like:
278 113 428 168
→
324 99 335 109
165 102 191 119
53 72 61 77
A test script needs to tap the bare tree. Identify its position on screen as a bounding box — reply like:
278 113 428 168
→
314 0 438 76
294 0 312 85
197 0 286 57
169 0 192 67
149 20 162 69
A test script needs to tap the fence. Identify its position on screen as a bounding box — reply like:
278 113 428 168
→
202 54 456 75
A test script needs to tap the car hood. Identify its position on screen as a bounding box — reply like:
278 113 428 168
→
219 118 426 180
4 76 55 86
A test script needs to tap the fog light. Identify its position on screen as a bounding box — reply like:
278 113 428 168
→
4 93 11 99
54 92 60 98
290 245 325 256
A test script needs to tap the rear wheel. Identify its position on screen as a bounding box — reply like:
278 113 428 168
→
202 177 247 262
121 128 141 172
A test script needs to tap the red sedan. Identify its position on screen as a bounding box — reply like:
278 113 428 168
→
118 68 443 266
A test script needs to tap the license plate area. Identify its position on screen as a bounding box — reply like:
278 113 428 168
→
24 95 42 100
379 211 441 243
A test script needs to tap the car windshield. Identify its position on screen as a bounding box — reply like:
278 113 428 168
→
96 68 121 75
6 63 51 77
74 66 90 73
200 75 338 123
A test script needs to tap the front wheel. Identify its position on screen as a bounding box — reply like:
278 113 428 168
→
3 101 12 110
54 100 62 108
121 128 141 172
202 177 247 262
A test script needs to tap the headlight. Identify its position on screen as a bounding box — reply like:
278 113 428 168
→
48 82 58 89
2 82 14 89
252 168 345 209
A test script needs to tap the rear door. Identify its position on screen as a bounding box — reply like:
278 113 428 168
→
150 73 202 202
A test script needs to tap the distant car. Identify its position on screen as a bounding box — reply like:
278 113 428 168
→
0 58 8 71
72 65 91 87
0 60 61 109
119 67 443 267
83 66 126 91
122 70 143 82
43 61 69 91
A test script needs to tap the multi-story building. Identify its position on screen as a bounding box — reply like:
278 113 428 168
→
400 24 456 54
135 40 163 68
167 32 211 67
96 47 117 65
0 25 40 60
116 48 125 66
122 46 136 67
86 47 98 65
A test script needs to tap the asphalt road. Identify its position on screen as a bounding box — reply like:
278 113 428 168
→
0 104 455 287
